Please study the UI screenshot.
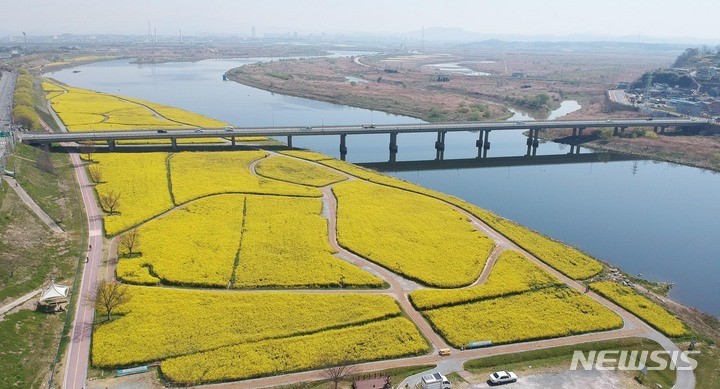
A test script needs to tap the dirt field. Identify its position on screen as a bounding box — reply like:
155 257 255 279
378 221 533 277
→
226 46 676 123
223 44 720 171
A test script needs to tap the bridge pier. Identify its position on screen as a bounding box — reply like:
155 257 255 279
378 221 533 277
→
572 127 578 137
435 131 446 160
171 138 178 151
389 132 398 162
613 126 619 136
230 136 236 147
483 130 490 158
578 127 585 136
476 131 485 158
526 128 540 156
107 139 116 151
339 134 347 161
287 135 293 148
660 126 667 134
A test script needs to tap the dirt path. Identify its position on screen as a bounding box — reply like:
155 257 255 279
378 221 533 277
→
85 149 692 389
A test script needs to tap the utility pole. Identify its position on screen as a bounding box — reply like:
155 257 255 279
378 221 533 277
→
22 32 27 52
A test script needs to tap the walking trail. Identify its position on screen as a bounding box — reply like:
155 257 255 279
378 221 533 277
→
3 175 64 233
53 128 693 388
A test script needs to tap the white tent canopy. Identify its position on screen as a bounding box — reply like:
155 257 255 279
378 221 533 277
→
39 281 69 303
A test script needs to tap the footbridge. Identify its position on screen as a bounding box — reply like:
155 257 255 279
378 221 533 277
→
20 118 709 161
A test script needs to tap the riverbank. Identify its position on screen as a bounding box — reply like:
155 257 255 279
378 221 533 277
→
540 126 720 172
226 50 720 173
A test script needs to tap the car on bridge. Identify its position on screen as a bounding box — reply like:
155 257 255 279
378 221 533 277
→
157 129 167 133
194 129 204 133
301 126 312 130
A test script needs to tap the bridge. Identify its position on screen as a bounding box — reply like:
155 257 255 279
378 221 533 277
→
20 118 709 161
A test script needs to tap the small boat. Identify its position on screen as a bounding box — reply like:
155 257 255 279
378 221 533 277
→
73 70 81 73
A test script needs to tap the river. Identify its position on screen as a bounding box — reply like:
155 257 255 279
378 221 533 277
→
47 58 720 316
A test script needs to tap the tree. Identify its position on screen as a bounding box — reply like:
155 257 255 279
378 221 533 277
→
119 228 141 257
85 279 130 322
88 165 102 183
319 355 357 389
99 191 121 214
78 141 96 163
35 148 55 174
2 256 23 278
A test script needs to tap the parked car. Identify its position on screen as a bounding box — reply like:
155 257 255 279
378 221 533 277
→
488 371 517 385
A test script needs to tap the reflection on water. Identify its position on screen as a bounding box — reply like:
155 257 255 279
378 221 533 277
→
423 62 491 76
49 59 720 317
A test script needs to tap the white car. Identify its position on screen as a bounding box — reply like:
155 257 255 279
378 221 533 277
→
488 371 517 385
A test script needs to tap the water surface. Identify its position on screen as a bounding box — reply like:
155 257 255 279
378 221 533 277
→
48 59 720 316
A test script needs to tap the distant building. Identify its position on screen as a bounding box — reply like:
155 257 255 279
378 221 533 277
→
674 99 704 116
706 100 720 115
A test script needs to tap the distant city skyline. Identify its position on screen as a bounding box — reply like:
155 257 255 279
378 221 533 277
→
4 0 720 44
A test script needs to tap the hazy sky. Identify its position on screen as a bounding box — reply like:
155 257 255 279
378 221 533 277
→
7 0 720 43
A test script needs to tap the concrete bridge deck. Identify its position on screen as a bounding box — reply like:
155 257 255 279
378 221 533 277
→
19 118 707 144
19 117 711 162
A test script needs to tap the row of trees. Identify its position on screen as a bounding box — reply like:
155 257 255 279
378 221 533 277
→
12 68 41 131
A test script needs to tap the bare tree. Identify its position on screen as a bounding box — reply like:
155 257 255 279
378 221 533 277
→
78 141 96 163
119 229 141 257
319 355 357 389
88 165 102 183
35 148 55 174
2 256 23 278
84 279 130 322
99 191 121 214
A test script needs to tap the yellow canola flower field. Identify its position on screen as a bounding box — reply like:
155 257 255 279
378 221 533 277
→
468 209 603 280
160 316 429 384
424 286 623 347
410 250 562 310
169 151 320 204
92 152 174 236
590 281 688 337
42 80 234 132
279 149 335 161
333 180 495 287
120 97 229 128
92 286 407 367
254 155 347 187
46 85 186 131
116 195 246 287
233 195 383 288
319 158 602 280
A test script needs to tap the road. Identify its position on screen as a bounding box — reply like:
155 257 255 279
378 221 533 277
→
19 117 708 146
0 70 17 171
607 89 631 106
35 112 104 389
41 117 693 387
